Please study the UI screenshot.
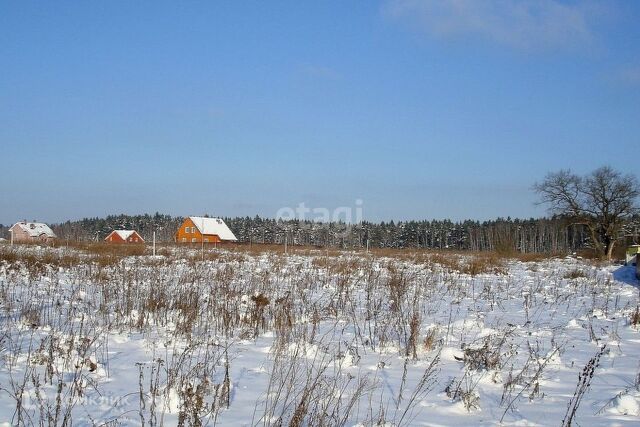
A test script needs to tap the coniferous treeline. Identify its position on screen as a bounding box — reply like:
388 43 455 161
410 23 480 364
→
225 216 594 252
2 213 638 253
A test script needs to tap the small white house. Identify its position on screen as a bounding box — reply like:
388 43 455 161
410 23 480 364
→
9 221 57 243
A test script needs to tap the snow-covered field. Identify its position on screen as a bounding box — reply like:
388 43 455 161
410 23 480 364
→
1 245 639 426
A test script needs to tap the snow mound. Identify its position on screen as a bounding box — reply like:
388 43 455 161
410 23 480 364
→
613 394 640 416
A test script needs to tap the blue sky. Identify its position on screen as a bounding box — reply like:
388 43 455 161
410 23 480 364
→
1 0 639 225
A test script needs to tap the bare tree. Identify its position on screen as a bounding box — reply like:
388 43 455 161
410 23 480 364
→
534 166 639 259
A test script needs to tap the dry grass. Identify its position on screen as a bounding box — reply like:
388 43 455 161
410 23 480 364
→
461 254 507 276
575 248 603 260
0 237 618 426
564 269 588 280
2 240 565 276
423 327 439 352
428 252 462 272
0 247 81 271
511 252 562 262
0 242 146 270
631 307 640 327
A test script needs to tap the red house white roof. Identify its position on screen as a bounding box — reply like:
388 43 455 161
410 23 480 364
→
189 217 237 241
107 230 143 242
113 230 136 240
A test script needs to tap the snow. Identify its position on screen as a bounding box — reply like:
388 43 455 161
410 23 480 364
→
613 395 640 416
1 246 640 425
190 216 238 241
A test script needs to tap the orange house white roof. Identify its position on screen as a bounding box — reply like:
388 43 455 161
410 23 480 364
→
189 217 237 241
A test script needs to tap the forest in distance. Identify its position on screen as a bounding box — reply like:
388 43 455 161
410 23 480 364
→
2 213 639 256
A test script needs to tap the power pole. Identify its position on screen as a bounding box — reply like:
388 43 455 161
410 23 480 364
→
153 231 156 256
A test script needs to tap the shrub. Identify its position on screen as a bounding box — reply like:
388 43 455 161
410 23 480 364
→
564 269 587 279
631 307 640 327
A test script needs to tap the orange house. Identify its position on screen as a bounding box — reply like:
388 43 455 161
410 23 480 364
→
105 230 145 244
175 216 237 244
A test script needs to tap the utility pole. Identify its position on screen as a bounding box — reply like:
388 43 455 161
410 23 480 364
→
153 231 156 256
10 228 13 246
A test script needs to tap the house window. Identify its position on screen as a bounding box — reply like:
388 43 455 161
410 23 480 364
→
204 238 209 242
182 238 186 242
192 238 197 243
185 227 190 234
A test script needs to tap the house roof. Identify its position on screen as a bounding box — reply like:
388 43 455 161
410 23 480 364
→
110 230 140 240
10 221 57 238
189 217 237 241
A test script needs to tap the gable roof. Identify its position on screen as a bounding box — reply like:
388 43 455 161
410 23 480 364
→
189 217 237 241
109 230 141 241
10 221 57 238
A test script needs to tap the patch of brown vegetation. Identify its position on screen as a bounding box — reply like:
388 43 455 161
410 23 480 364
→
564 269 587 280
630 307 640 326
461 253 507 276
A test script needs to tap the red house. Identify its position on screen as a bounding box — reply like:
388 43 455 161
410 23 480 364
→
104 230 144 244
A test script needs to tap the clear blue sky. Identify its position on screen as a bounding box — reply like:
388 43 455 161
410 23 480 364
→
1 1 639 225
